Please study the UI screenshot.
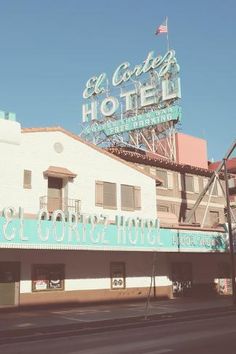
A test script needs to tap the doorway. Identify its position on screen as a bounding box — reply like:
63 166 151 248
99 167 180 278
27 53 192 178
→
0 262 20 306
47 177 63 212
171 262 192 297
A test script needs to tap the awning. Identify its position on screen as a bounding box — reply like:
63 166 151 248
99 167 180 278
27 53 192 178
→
43 166 77 179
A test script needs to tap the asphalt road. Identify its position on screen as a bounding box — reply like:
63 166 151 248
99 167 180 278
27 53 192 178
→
1 310 236 354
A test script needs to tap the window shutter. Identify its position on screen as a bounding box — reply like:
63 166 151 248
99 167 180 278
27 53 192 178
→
193 176 199 193
95 181 103 206
103 182 117 209
167 172 173 189
23 170 32 189
203 178 209 195
178 173 182 191
121 185 134 210
134 186 141 210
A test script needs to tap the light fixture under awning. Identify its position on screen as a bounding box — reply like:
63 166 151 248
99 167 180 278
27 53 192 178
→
43 166 77 179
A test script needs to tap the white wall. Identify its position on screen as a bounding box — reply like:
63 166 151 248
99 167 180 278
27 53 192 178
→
0 123 157 221
0 249 228 294
0 250 171 294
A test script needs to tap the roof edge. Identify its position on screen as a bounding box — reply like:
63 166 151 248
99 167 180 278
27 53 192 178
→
22 126 158 182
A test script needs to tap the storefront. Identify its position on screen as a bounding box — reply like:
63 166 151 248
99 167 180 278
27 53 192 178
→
0 211 229 307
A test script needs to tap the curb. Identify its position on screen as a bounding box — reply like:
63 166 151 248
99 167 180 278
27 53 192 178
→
0 304 235 344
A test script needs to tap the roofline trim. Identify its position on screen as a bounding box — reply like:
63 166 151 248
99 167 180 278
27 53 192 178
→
22 126 158 182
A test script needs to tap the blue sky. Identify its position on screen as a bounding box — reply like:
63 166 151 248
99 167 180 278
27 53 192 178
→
0 0 235 161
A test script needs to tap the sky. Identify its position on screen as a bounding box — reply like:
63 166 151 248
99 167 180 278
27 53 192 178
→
0 0 235 161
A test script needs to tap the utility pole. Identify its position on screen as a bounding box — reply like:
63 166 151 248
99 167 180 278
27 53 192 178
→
224 158 236 305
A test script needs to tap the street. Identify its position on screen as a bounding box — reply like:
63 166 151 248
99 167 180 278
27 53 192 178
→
1 310 236 354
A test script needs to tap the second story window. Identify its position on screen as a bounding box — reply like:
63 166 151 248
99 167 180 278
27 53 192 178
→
155 169 173 189
23 170 32 189
203 177 223 197
156 169 168 188
211 183 218 196
157 205 169 212
121 185 141 211
185 175 194 192
95 181 117 209
179 174 199 193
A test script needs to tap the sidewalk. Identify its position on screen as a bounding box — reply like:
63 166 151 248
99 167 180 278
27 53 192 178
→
0 296 234 337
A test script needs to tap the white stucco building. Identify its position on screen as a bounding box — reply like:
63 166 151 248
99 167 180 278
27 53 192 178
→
0 117 230 308
0 117 166 306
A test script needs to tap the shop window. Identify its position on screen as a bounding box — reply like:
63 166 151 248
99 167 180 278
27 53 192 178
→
110 262 126 290
32 264 64 292
217 263 232 295
23 170 32 189
121 185 141 211
95 181 117 209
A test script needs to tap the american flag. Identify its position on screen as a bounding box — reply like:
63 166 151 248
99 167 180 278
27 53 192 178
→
155 19 168 35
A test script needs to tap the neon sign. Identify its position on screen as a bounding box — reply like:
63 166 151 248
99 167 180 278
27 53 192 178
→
84 105 181 136
0 207 228 253
82 49 181 128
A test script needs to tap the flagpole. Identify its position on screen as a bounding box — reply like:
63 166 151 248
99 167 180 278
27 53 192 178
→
166 17 170 51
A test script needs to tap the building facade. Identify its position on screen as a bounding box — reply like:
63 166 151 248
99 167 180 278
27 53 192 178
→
108 144 226 229
0 118 230 307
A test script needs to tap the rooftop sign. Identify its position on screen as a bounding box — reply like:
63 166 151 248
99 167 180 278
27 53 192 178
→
82 49 181 135
84 105 181 137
